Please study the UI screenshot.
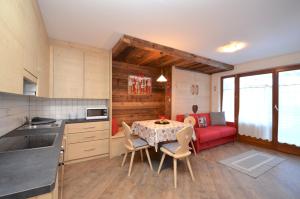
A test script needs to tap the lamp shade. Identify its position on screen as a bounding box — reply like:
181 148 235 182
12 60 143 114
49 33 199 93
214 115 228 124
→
156 74 167 82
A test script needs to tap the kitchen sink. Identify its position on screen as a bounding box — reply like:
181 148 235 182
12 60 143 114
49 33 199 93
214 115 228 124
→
17 120 62 131
0 134 57 153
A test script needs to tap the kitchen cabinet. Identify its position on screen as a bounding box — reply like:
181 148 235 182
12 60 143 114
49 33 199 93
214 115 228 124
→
84 52 110 99
53 46 84 98
110 131 126 158
51 40 110 99
37 24 50 97
0 0 49 96
64 121 109 163
0 19 23 94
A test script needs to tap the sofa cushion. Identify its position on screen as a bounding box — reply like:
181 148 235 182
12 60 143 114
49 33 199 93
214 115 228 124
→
176 115 185 122
195 126 236 143
210 112 226 126
190 113 211 127
198 116 208 128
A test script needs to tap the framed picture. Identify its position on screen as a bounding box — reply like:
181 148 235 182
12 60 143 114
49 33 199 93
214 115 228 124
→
128 75 152 95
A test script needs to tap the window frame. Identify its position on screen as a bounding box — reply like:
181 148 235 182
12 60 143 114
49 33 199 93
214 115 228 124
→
220 64 300 156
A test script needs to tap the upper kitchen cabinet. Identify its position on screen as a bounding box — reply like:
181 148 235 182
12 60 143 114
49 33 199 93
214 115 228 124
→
53 46 84 98
84 51 110 99
50 40 110 99
0 19 23 94
36 24 50 98
0 0 49 96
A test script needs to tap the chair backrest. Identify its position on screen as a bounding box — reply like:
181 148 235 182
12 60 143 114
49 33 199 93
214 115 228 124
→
175 126 193 155
121 122 134 148
184 116 196 126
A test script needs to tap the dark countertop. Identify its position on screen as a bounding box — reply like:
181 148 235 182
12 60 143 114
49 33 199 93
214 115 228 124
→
64 118 109 124
0 119 109 199
0 122 65 199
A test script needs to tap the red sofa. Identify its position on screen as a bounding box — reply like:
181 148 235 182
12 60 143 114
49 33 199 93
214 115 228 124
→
176 113 237 153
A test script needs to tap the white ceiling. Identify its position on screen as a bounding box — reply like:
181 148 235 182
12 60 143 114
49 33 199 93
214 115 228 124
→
38 0 300 65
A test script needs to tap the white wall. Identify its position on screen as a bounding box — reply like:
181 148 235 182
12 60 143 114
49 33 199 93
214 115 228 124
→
211 51 300 112
171 67 211 119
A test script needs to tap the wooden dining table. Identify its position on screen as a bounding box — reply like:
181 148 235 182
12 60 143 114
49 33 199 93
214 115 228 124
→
131 120 188 151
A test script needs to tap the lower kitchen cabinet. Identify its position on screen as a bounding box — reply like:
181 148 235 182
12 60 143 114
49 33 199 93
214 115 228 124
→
64 121 109 163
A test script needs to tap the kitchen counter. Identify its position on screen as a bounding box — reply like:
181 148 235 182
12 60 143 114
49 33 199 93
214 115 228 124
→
64 118 109 124
0 118 110 199
0 122 65 199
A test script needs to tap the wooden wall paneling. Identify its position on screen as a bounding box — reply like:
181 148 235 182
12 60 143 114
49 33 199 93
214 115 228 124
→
112 61 166 127
164 66 172 119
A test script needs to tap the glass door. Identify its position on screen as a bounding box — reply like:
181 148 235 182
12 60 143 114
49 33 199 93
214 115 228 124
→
238 73 273 141
277 69 300 147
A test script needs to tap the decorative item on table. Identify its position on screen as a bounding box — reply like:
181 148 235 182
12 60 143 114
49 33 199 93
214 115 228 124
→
155 119 170 125
192 104 198 113
128 75 152 95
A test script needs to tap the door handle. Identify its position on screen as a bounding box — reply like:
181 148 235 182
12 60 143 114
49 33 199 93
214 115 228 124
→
274 105 279 111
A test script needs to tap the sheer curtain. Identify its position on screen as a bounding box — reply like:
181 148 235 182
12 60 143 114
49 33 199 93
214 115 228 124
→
222 77 235 122
238 74 273 141
278 69 300 147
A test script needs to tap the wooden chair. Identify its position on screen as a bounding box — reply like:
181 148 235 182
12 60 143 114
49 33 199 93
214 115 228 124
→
157 126 195 188
183 116 197 155
121 122 153 176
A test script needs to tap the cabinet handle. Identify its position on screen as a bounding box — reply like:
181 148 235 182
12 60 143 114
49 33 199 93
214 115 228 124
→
84 136 96 139
84 148 96 152
83 127 95 129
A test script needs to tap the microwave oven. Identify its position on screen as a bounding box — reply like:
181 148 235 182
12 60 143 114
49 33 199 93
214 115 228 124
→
86 107 108 120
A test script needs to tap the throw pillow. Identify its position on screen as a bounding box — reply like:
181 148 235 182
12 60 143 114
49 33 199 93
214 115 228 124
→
210 112 226 126
198 116 207 128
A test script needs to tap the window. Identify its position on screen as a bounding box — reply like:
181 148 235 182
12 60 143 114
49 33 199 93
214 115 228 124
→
238 73 273 141
278 69 300 147
222 77 235 122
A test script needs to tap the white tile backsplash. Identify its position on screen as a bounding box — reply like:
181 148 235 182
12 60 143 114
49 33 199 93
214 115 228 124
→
0 92 108 137
29 97 107 120
0 93 29 137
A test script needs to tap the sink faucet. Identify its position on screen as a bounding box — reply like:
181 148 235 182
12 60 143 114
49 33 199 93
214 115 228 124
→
25 116 31 125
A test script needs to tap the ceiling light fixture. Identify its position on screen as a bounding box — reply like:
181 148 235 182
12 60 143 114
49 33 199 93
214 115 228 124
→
156 52 167 82
217 41 247 53
156 74 167 82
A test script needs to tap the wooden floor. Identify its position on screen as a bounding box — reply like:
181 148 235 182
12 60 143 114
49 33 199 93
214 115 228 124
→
63 142 300 199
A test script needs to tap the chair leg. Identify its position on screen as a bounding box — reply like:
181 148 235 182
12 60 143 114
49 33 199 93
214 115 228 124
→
121 151 128 167
173 158 177 188
157 153 166 174
190 141 196 156
145 148 153 171
140 149 144 162
186 156 195 181
128 151 135 176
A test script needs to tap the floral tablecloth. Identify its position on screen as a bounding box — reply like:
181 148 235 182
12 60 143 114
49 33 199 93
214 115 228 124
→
131 120 188 151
